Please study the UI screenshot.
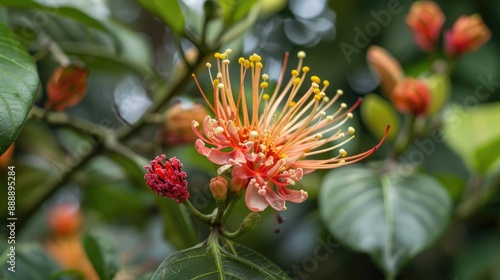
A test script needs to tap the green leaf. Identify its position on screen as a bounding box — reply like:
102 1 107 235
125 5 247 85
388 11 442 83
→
82 233 118 280
156 197 198 250
0 243 60 279
152 241 290 279
0 23 39 155
319 165 452 278
426 73 451 116
136 0 184 35
360 93 399 141
218 0 258 25
443 102 500 174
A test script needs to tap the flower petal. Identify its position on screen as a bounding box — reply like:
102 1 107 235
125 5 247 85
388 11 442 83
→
277 186 308 203
195 139 245 165
245 180 269 212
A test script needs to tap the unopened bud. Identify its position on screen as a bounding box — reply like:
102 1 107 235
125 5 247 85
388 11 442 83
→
445 14 491 58
48 203 82 236
366 46 404 95
163 101 208 145
230 176 248 194
391 78 431 115
241 212 261 233
406 1 445 52
210 176 228 201
45 63 90 111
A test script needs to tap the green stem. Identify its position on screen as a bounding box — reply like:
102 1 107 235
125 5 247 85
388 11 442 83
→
393 114 418 158
183 199 213 224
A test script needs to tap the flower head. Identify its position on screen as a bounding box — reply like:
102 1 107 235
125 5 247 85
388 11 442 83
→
144 154 189 203
45 63 90 111
163 100 208 145
406 1 445 52
192 50 388 212
445 14 491 58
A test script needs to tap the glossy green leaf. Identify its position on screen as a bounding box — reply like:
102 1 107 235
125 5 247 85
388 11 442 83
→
426 73 451 116
82 233 118 280
319 165 452 278
136 0 184 35
360 93 399 141
443 103 500 174
152 241 290 279
0 23 39 155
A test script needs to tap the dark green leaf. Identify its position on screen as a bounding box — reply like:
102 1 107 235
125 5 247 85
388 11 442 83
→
81 233 109 280
152 241 290 279
136 0 184 35
0 23 39 155
0 243 61 279
319 165 452 278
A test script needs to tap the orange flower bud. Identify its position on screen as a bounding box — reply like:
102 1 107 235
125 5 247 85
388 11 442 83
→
406 1 445 52
163 101 208 145
445 14 492 58
367 45 405 95
230 176 248 194
391 78 431 115
210 176 228 201
45 64 90 111
0 144 15 169
48 203 83 236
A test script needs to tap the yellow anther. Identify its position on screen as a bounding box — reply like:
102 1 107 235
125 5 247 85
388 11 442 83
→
322 96 330 103
313 88 320 94
213 79 219 87
291 69 299 76
223 59 230 65
347 113 353 119
219 53 227 60
260 82 269 89
289 101 296 107
279 154 287 159
314 94 322 101
253 54 261 62
337 89 344 95
250 130 259 138
326 115 333 121
348 127 355 134
206 62 212 68
339 132 345 138
214 126 224 134
297 51 306 58
238 57 245 64
319 111 326 116
315 133 323 139
323 80 330 87
293 77 301 86
263 94 270 100
225 48 232 54
311 82 319 88
217 83 224 89
262 74 269 80
341 103 347 108
302 66 310 73
311 75 320 84
250 61 255 68
339 149 347 157
256 62 263 69
244 60 250 68
214 52 221 58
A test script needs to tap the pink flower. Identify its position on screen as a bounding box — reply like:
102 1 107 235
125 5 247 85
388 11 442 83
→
406 1 445 52
144 155 189 203
445 14 491 58
192 50 389 212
